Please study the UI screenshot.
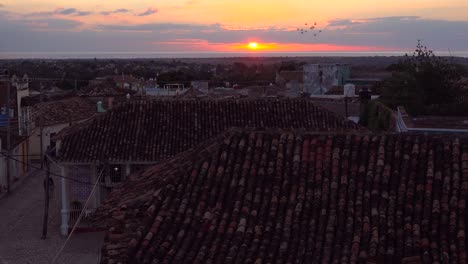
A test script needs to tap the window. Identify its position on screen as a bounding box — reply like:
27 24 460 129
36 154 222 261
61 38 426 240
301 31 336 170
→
97 164 123 184
110 165 122 183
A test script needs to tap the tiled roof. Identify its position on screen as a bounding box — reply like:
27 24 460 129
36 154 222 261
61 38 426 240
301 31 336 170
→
95 129 468 263
20 92 74 107
245 85 284 98
309 98 361 118
79 85 125 97
80 77 137 97
179 88 206 98
31 97 96 127
59 99 362 163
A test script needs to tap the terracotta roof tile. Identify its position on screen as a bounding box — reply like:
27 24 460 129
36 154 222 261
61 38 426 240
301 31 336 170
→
32 97 96 127
95 130 468 263
59 99 362 163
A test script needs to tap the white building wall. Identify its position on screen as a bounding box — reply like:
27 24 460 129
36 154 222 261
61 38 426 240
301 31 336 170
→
303 64 349 95
29 122 70 157
0 144 21 191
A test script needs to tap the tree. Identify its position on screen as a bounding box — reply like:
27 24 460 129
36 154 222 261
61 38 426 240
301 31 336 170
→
381 71 424 111
382 41 463 113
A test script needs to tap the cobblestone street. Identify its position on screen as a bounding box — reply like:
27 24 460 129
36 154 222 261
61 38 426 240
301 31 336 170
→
0 166 104 264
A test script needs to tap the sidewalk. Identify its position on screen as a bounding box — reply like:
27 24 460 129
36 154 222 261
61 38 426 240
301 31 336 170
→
0 161 41 202
0 164 104 264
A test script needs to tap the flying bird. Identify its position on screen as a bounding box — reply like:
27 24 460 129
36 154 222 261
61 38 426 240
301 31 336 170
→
297 22 323 37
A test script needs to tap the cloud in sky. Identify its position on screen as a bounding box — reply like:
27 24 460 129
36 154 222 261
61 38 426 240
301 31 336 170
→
101 8 130 16
31 7 92 17
57 8 77 15
137 7 158 17
1 13 467 52
95 23 221 32
327 19 364 27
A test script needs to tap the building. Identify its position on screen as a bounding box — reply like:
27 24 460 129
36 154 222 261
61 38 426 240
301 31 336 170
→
0 133 29 193
396 106 468 133
92 75 140 91
346 78 382 92
79 78 134 110
0 75 14 130
145 84 188 97
275 71 304 96
11 75 31 126
191 80 209 91
56 98 363 235
26 97 97 157
303 64 350 95
0 72 31 190
245 85 284 98
309 97 361 122
94 129 468 263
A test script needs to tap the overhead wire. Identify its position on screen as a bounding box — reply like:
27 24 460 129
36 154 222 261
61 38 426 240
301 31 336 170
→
0 152 107 187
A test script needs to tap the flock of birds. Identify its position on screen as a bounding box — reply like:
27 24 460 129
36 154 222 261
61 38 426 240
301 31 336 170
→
297 22 323 36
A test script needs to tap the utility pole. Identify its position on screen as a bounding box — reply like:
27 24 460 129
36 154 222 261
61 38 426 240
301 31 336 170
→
6 80 11 194
319 70 323 95
41 154 50 239
345 96 349 118
39 82 44 169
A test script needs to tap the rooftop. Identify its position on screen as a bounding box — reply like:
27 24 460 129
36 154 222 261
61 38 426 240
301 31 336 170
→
409 116 468 130
397 106 468 132
32 97 96 127
309 97 361 118
78 85 126 97
20 91 74 107
58 99 362 163
95 129 468 263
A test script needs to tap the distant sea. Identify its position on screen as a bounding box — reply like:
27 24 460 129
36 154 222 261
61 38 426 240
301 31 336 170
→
1 51 468 59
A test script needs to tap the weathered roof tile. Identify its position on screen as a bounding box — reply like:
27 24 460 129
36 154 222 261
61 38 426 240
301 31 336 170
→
59 99 361 163
32 97 96 127
95 130 468 263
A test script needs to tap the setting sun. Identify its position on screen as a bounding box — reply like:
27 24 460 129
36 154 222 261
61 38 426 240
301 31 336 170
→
248 42 259 50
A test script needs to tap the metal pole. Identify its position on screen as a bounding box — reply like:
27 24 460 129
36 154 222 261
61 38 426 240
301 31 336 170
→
345 96 349 118
6 80 11 194
41 155 50 239
39 83 43 169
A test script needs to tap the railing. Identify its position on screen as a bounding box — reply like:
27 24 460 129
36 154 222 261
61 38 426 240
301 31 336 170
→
68 203 96 228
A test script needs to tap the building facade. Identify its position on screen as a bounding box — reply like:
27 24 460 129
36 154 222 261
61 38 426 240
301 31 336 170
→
0 135 29 193
303 64 350 95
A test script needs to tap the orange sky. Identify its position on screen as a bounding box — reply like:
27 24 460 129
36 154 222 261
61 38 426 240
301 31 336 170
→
154 40 392 52
1 0 467 52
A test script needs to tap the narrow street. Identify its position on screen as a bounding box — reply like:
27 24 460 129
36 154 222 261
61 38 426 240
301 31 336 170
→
0 166 104 264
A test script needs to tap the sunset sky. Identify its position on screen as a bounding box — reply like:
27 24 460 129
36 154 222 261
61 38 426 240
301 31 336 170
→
1 0 468 52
